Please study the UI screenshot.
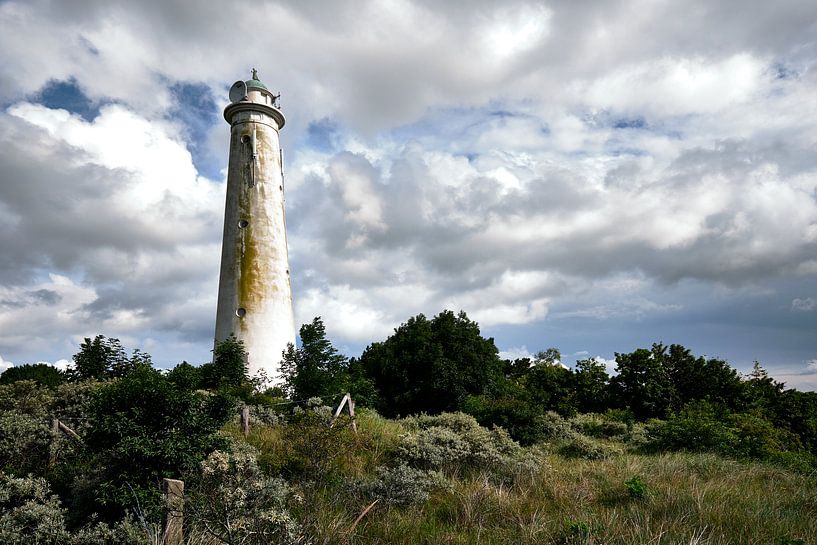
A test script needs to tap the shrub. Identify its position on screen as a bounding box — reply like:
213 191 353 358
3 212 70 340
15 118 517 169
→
0 411 52 475
540 411 574 440
645 402 739 454
569 413 628 439
0 380 54 418
398 413 521 474
356 463 447 506
558 432 622 460
462 393 546 446
83 366 233 520
0 473 68 545
187 443 301 545
624 476 648 499
276 403 357 480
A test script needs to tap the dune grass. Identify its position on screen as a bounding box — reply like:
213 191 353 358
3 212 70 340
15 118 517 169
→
226 410 817 545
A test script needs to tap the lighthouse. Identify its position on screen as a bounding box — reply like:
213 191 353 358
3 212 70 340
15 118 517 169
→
214 69 295 382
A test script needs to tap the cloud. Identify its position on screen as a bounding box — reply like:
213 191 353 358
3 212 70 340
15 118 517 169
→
792 298 817 311
0 102 222 363
498 346 533 361
807 359 817 371
0 355 13 373
0 0 816 382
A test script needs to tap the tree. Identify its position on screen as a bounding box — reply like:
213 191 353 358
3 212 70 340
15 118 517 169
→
83 365 232 520
70 335 126 381
610 344 674 419
573 358 610 414
360 310 503 417
199 335 249 390
524 354 576 416
280 317 349 401
69 335 151 381
662 345 744 412
0 363 64 388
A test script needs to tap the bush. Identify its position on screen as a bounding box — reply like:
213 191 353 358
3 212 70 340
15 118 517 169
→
275 403 357 480
82 366 233 520
646 401 811 466
624 476 648 499
569 413 628 439
645 402 739 454
462 393 546 446
356 463 447 506
540 411 574 440
0 411 52 475
187 443 301 545
558 432 623 460
0 380 54 418
398 413 520 474
0 473 68 545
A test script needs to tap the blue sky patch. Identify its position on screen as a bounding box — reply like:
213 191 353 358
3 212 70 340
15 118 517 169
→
168 81 221 179
306 117 341 152
33 78 100 121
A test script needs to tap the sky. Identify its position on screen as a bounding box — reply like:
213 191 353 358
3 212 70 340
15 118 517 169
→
0 0 816 390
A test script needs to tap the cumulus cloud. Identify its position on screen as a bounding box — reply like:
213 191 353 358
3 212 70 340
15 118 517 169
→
0 355 13 373
0 103 222 363
0 0 815 381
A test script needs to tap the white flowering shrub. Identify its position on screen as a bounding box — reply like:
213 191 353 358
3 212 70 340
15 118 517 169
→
249 404 283 426
398 413 522 474
0 411 52 475
187 443 302 545
0 380 54 418
0 473 144 545
540 411 574 440
0 473 67 545
356 463 447 506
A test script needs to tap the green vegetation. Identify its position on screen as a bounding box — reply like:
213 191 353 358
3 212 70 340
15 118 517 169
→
1 309 816 544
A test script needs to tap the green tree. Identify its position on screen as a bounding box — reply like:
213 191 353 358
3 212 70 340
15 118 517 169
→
361 310 503 417
573 358 610 413
166 361 202 391
662 345 744 412
69 335 151 381
610 344 674 419
0 363 64 388
199 335 249 390
280 317 350 401
524 350 577 416
83 366 232 520
69 335 126 381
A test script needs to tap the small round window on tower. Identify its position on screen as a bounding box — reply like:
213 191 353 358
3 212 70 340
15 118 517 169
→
238 219 249 229
236 307 246 318
241 135 251 145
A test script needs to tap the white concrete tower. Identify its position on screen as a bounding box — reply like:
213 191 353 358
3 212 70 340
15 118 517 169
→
214 70 295 381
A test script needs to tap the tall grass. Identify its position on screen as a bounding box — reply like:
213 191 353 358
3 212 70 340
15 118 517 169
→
227 411 817 545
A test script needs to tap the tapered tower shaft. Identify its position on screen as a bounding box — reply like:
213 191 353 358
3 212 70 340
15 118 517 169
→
215 72 294 381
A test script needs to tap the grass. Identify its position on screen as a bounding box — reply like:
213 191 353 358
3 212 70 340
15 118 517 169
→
226 410 817 545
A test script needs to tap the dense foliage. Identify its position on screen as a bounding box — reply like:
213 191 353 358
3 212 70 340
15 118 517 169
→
361 310 504 416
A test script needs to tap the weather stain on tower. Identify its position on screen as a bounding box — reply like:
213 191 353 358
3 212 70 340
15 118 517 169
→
214 70 295 382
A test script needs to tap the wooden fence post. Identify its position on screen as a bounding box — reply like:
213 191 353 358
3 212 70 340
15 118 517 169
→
241 406 250 437
331 393 357 434
162 478 184 545
50 418 60 465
